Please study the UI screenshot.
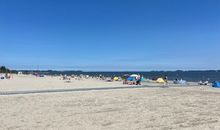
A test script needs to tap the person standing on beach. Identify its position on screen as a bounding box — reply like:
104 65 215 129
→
136 74 141 85
164 75 168 83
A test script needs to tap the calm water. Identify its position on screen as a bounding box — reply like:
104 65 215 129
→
81 71 220 82
23 70 220 82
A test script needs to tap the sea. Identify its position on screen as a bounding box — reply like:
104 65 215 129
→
83 70 220 82
25 70 220 82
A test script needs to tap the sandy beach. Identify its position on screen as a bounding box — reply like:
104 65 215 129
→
0 75 132 92
0 75 220 130
2 0 220 129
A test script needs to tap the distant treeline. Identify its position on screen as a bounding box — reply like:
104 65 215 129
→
0 66 11 73
18 70 84 75
0 66 18 73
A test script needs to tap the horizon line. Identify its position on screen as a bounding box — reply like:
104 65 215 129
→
12 69 220 72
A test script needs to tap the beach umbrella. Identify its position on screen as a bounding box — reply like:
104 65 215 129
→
127 77 135 81
130 74 138 77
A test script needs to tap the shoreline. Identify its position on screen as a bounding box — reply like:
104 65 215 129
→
0 74 213 92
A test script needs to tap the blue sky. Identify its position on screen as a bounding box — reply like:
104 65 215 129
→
0 0 220 71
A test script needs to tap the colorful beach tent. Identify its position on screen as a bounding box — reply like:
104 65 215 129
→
212 81 220 88
156 78 165 83
127 77 135 81
113 77 119 81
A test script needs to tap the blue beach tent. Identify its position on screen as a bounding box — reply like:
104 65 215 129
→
127 77 134 81
212 81 220 88
127 77 135 81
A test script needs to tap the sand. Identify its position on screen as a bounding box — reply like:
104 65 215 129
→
0 75 130 91
0 75 220 130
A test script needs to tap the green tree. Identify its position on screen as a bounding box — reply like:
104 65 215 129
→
0 66 10 73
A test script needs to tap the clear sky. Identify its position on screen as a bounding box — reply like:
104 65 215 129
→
0 0 220 71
